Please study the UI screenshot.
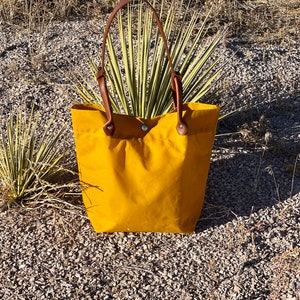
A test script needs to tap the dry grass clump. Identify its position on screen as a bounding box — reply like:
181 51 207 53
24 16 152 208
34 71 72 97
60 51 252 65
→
0 0 110 29
0 0 298 44
268 246 300 299
204 0 300 44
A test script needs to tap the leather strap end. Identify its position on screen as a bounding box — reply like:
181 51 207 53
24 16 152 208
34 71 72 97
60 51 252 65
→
97 70 115 136
103 122 115 136
171 73 183 108
172 72 188 135
176 121 188 135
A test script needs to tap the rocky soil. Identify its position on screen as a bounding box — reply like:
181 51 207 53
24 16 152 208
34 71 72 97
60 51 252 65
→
0 12 299 300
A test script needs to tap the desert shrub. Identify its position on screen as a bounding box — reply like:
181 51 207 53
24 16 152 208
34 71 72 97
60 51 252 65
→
75 0 226 117
0 108 66 209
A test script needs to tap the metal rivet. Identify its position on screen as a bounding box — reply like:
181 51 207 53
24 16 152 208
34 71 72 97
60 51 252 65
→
141 124 148 131
179 124 183 128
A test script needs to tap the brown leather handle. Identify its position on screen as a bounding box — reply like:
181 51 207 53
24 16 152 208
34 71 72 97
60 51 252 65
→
97 0 188 136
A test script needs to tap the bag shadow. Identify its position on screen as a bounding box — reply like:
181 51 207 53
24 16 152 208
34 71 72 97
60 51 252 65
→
196 96 300 232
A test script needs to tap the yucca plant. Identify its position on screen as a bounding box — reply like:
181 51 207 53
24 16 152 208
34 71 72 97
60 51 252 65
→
75 0 226 118
0 108 66 207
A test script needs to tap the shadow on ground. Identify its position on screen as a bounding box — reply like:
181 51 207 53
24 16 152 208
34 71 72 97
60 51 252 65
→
197 95 300 231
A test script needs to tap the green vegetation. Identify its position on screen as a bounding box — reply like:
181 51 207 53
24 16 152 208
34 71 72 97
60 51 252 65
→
0 108 66 208
76 1 225 117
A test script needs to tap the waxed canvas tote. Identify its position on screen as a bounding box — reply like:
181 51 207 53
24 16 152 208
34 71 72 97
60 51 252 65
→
71 0 220 233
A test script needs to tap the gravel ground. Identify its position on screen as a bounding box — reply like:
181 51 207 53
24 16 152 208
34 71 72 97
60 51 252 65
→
0 15 299 300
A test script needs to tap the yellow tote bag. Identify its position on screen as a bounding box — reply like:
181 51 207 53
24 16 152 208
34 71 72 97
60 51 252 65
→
71 0 220 233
